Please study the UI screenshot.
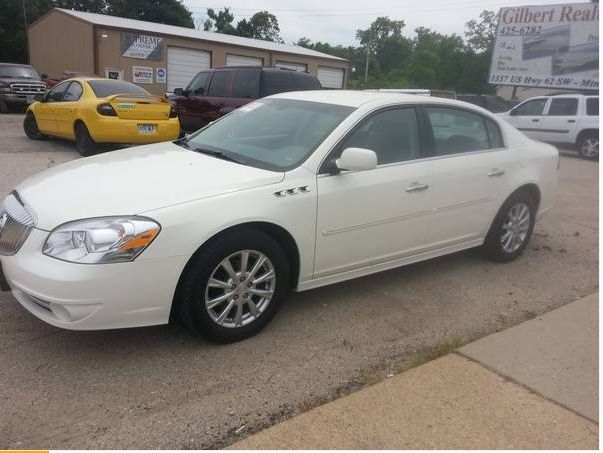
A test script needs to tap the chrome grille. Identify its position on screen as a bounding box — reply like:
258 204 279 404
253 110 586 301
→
0 192 36 256
9 83 46 95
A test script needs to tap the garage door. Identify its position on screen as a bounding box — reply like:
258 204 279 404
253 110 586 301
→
167 47 211 92
275 61 307 72
317 66 345 89
226 54 263 66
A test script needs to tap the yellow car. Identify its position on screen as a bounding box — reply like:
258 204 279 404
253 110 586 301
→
23 78 180 156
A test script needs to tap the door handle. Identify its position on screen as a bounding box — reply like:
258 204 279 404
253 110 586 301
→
488 168 505 177
532 118 540 122
568 119 576 123
405 182 429 192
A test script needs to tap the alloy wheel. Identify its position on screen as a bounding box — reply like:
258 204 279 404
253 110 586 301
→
204 250 276 328
500 202 531 254
581 137 599 158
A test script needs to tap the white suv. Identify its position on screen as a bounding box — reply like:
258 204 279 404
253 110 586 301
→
498 94 599 160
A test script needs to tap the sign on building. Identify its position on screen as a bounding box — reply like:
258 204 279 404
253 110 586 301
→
489 3 598 90
122 32 163 60
156 68 167 84
132 66 153 84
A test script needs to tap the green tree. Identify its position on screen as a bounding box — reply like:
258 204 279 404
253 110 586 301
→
236 11 282 42
202 7 236 34
465 10 498 53
0 0 53 63
109 0 194 28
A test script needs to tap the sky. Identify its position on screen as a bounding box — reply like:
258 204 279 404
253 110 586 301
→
182 0 588 46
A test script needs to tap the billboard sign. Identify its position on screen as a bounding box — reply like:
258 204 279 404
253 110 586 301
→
122 33 163 60
489 3 599 90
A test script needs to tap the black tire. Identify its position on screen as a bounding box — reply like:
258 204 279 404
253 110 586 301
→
482 191 536 262
23 112 48 140
75 122 99 157
175 229 290 343
0 98 7 114
577 131 599 160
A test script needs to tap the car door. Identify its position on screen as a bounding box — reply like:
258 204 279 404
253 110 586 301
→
425 106 511 247
314 107 434 278
52 81 83 138
222 68 260 114
505 97 548 140
539 97 579 145
203 69 231 123
35 81 70 134
176 71 210 131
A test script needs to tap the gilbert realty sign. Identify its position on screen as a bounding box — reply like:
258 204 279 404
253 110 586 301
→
490 3 599 90
122 32 163 60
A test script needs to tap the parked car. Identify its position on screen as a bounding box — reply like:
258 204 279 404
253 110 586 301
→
457 94 517 113
497 94 599 159
0 63 47 113
0 91 558 342
23 78 180 156
170 66 322 132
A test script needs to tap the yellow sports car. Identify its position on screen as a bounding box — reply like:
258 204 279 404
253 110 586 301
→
23 78 180 156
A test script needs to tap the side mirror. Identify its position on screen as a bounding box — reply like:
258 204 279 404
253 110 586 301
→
335 147 378 172
173 88 184 96
40 73 48 80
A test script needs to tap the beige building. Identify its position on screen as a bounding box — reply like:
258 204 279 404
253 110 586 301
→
28 8 350 95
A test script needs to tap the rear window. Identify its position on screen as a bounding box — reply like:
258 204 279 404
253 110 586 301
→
261 70 293 96
88 80 149 98
547 98 578 116
587 98 599 116
291 72 321 90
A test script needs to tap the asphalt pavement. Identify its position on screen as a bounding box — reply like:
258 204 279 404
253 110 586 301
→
0 113 598 449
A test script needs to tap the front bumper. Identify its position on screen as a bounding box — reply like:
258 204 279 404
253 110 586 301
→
89 117 181 144
0 228 189 330
0 93 37 105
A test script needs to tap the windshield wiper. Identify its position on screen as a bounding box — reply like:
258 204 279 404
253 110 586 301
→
194 147 245 164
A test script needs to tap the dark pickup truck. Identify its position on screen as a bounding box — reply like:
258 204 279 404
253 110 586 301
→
170 66 322 132
0 63 47 113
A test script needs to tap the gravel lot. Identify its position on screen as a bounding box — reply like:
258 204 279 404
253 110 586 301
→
0 112 598 449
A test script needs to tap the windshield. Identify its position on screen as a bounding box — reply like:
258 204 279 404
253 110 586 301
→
0 66 40 79
88 80 150 98
184 99 355 171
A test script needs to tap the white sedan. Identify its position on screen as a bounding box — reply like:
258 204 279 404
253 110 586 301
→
0 91 558 343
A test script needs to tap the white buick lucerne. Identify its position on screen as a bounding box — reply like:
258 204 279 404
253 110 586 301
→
0 91 558 342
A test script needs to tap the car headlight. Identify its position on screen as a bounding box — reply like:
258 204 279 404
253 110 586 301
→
43 217 160 264
0 87 11 93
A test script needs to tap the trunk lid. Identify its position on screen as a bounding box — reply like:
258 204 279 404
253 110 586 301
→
106 94 171 120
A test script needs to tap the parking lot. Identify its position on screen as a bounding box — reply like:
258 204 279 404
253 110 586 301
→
0 111 598 449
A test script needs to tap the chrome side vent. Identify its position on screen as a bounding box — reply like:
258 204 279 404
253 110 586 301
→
0 192 36 256
274 186 311 198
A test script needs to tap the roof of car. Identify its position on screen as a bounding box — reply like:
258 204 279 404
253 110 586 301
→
0 63 35 68
271 90 470 108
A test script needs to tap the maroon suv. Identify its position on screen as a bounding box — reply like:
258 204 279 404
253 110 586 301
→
170 66 322 132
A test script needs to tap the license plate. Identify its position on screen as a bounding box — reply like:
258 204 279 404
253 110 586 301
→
138 124 156 134
26 95 35 104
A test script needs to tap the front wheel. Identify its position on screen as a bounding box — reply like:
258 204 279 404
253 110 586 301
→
23 112 48 140
75 122 99 157
176 229 290 343
578 132 598 160
482 192 536 262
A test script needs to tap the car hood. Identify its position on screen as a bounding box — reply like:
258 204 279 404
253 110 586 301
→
16 142 284 230
0 78 44 86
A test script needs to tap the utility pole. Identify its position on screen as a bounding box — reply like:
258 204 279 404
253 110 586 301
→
364 45 370 82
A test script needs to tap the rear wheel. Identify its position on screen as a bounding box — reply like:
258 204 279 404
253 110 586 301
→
23 112 47 140
75 122 99 157
482 191 536 262
578 131 598 160
176 229 289 343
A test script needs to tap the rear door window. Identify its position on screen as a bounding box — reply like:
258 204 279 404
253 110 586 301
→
586 98 599 116
547 98 578 116
207 71 230 97
513 99 547 116
426 107 490 155
232 69 260 98
261 70 293 96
